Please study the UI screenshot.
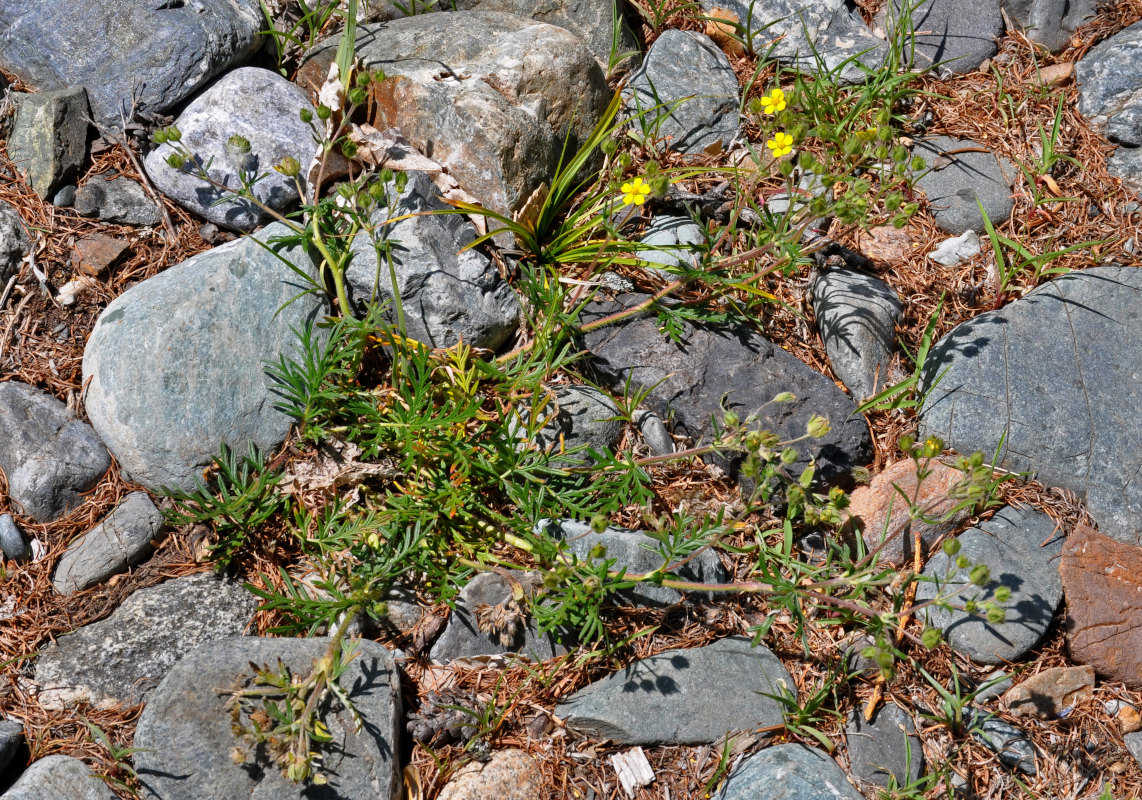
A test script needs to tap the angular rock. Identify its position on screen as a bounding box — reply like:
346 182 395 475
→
51 492 164 594
536 519 727 606
915 505 1064 664
973 669 1013 704
556 637 794 745
0 381 110 521
811 268 902 401
920 267 1142 544
429 571 565 664
929 230 980 267
145 67 314 232
0 514 30 562
0 755 116 800
634 408 674 455
1077 21 1142 194
72 233 130 277
7 86 88 199
0 201 28 284
134 636 401 800
639 215 705 279
964 709 1038 774
82 222 328 491
625 30 740 155
72 176 161 226
854 225 915 264
1002 665 1094 719
0 718 22 775
1060 523 1142 688
1126 732 1142 768
33 572 258 709
1002 0 1097 52
717 743 863 800
844 703 923 788
880 0 1004 76
301 12 610 220
912 136 1016 234
346 170 519 349
582 294 872 490
845 458 972 566
436 748 541 800
0 0 263 128
523 384 623 465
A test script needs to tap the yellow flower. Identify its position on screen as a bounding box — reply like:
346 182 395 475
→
760 88 786 115
766 131 794 158
620 176 650 206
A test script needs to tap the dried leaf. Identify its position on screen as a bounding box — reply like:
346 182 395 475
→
278 438 395 498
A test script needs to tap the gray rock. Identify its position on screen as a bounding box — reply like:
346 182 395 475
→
1126 731 1142 768
0 719 22 776
556 637 794 745
699 0 887 83
33 572 258 709
973 669 1013 704
523 384 623 465
1108 146 1142 197
625 31 739 155
0 201 28 284
639 216 705 279
929 230 980 266
429 572 566 664
1002 0 1097 52
920 267 1142 545
133 636 401 800
82 221 328 492
845 703 923 788
145 67 313 232
536 519 727 606
0 514 31 562
582 294 872 490
916 506 1063 664
346 170 520 349
0 381 110 521
811 268 902 401
301 12 610 221
964 708 1038 774
72 176 161 226
0 0 263 128
717 743 863 800
879 0 1004 76
50 184 75 208
6 86 88 199
0 755 116 800
1077 21 1142 194
634 408 674 455
913 136 1016 234
51 492 164 594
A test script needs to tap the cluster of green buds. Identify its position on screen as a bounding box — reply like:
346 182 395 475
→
151 124 188 170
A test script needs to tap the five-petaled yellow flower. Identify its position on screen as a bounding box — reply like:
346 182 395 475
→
760 88 786 115
621 177 650 206
767 131 794 158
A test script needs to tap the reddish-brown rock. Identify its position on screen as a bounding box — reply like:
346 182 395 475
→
1061 523 1142 688
1002 665 1094 719
73 233 129 277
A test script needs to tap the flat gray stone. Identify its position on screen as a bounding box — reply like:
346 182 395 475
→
634 408 674 455
536 519 727 606
916 506 1063 664
0 755 115 800
1002 0 1097 52
880 0 1004 76
7 86 88 199
429 572 566 664
913 136 1016 234
625 30 739 155
51 492 164 594
82 222 328 492
845 703 923 788
33 572 258 709
1125 731 1142 768
522 384 623 466
1108 146 1142 197
964 708 1038 774
639 216 705 279
133 636 401 800
0 201 28 284
0 0 263 128
717 744 863 800
1077 21 1142 195
582 294 872 490
145 67 314 232
556 637 794 745
920 267 1142 544
811 268 902 401
0 381 110 522
0 514 30 562
0 719 22 776
72 176 161 226
347 170 519 349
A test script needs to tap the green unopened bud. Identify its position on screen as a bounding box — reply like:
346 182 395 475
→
590 514 608 534
898 434 915 453
379 168 395 184
226 134 251 154
588 543 607 559
723 411 740 429
893 145 909 163
152 128 168 144
780 447 798 465
778 159 795 177
356 70 371 87
903 201 920 216
165 151 186 169
965 599 978 614
885 193 903 212
773 391 796 403
969 564 991 586
921 627 942 649
316 104 333 121
274 156 301 177
166 125 181 142
994 585 1012 603
340 140 358 159
986 604 1005 624
942 538 961 556
875 649 894 669
806 415 830 438
600 138 618 157
852 178 871 195
910 156 926 171
740 458 760 479
394 171 408 192
798 465 815 488
300 107 314 123
347 86 366 106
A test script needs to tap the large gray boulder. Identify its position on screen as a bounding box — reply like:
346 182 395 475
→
133 637 401 800
82 222 328 492
145 67 315 232
347 171 520 348
6 86 89 199
556 637 794 745
0 0 263 128
1002 0 1097 52
33 572 258 709
0 381 110 522
844 703 923 788
879 0 1004 76
300 12 610 220
1077 21 1142 195
920 267 1142 545
624 30 740 155
51 492 165 594
913 136 1016 234
0 756 116 800
520 384 624 465
717 744 863 800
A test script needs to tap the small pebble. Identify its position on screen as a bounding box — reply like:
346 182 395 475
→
51 185 76 207
0 513 31 562
634 409 673 455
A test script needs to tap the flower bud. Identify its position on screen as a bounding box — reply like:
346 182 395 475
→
151 128 168 144
166 125 182 142
806 415 830 438
773 391 795 403
165 151 186 170
995 586 1011 603
969 564 991 586
942 538 961 556
300 107 314 123
723 410 740 429
600 138 617 157
921 627 942 649
316 104 333 121
590 514 608 534
226 134 251 154
394 171 408 192
274 156 301 177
